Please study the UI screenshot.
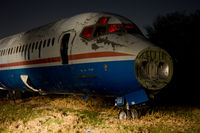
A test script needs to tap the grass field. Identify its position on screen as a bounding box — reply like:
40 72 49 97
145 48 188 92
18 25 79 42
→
0 94 200 133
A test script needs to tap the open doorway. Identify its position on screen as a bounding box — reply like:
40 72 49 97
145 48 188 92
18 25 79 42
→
60 34 70 64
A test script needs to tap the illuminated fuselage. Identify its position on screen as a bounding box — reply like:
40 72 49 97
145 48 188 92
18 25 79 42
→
0 12 173 105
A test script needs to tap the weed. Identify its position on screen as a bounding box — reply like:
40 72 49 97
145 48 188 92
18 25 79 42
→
0 128 8 132
78 110 103 125
45 119 64 125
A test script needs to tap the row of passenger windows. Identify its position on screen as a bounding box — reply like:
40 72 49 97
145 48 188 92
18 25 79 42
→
0 37 55 56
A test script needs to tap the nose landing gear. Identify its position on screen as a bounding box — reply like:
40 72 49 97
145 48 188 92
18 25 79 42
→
118 108 139 120
118 102 140 120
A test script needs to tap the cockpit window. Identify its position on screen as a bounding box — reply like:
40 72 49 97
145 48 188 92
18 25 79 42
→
108 24 123 33
81 26 94 39
80 17 142 40
124 25 140 34
98 17 109 24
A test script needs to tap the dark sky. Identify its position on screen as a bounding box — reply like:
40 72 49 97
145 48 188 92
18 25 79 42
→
0 0 199 39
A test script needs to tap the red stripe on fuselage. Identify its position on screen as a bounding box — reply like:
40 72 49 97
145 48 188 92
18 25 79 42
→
0 57 61 68
0 52 133 68
68 52 132 60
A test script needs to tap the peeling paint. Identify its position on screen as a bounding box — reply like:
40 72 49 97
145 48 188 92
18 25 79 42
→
96 37 125 50
91 43 103 50
80 38 88 45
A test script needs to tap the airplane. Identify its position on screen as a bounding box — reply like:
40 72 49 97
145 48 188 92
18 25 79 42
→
0 12 173 119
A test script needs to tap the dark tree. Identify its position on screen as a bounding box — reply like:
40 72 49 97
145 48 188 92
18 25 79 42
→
145 10 200 104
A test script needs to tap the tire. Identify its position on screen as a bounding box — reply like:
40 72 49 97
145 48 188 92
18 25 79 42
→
130 109 139 119
118 110 127 120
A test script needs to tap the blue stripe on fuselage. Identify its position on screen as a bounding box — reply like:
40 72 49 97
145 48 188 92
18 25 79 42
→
0 60 143 96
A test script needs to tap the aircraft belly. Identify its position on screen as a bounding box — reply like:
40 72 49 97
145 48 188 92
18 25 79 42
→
0 60 142 96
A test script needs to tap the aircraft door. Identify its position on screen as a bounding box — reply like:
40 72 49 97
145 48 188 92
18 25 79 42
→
60 30 76 64
61 34 70 64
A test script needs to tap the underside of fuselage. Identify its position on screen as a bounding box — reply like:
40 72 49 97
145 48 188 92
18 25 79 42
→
0 60 142 96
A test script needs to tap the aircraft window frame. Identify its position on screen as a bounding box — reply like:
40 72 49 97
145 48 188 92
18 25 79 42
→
93 24 107 38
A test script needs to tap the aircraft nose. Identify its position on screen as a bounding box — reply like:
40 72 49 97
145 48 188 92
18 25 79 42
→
134 47 173 91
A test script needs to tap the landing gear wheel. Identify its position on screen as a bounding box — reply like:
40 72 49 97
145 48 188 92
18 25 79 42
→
118 109 140 120
118 110 127 120
130 109 139 119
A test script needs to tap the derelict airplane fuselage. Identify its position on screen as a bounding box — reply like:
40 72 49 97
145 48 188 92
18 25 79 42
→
0 12 173 119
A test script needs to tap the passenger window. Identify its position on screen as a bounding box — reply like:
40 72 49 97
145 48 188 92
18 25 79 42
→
21 45 25 53
39 40 42 49
47 39 51 47
35 42 38 49
93 26 107 37
16 46 19 53
11 48 13 54
19 46 21 52
32 43 35 52
25 45 27 52
52 38 55 46
6 49 8 55
13 47 16 54
8 48 10 55
43 40 46 48
28 43 32 51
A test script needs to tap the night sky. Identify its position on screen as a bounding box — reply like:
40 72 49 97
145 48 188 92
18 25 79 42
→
0 0 200 39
